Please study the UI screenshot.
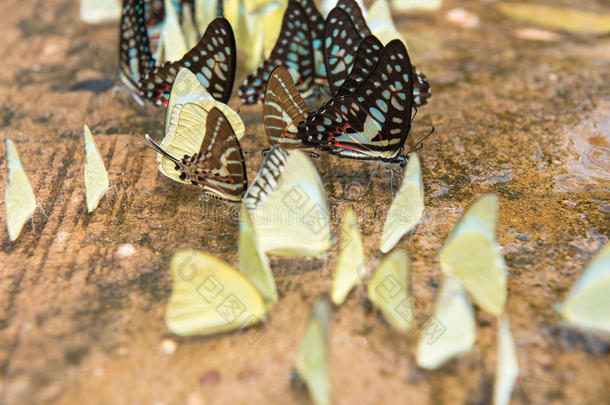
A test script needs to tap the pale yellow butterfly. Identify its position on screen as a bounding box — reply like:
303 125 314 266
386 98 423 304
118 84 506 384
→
83 125 110 213
380 152 424 253
331 206 366 305
159 0 189 63
194 0 218 33
5 140 38 241
554 243 610 337
367 0 408 45
238 204 278 310
416 275 476 369
367 249 413 331
181 3 199 49
80 0 121 24
493 318 519 405
391 0 443 12
243 145 334 257
440 194 507 316
154 68 245 184
165 249 266 336
295 297 331 405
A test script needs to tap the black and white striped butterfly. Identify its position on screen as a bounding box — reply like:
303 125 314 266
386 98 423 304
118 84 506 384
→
237 1 315 105
145 107 247 201
119 0 236 106
323 0 431 106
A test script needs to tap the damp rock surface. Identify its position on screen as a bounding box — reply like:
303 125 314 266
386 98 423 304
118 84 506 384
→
0 1 609 404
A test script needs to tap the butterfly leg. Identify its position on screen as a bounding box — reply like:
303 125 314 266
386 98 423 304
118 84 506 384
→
362 162 382 197
37 203 48 219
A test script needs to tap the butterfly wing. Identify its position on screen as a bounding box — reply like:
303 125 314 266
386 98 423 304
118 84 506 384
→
140 17 236 106
118 0 156 98
323 7 367 95
263 66 310 147
380 152 424 252
238 1 315 105
244 146 333 257
83 125 110 213
182 107 247 201
302 39 414 162
294 0 327 81
165 249 265 336
337 0 371 36
5 140 37 241
334 34 383 98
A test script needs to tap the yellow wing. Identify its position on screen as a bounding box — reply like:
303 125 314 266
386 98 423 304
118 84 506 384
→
380 152 424 253
80 0 121 23
295 298 331 405
367 0 408 45
555 243 610 336
194 0 218 33
238 204 278 310
246 147 334 257
83 125 110 213
165 68 214 135
5 139 37 241
158 99 245 183
165 249 265 336
440 194 506 316
416 276 476 369
367 249 413 332
181 3 199 49
159 0 188 63
493 318 519 405
331 207 366 305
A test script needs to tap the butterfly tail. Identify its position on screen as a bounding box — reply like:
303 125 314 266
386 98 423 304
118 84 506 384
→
144 134 183 167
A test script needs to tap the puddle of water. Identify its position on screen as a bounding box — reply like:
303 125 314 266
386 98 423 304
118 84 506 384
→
554 101 610 192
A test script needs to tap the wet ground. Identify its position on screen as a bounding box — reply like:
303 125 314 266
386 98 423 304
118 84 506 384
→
0 0 609 404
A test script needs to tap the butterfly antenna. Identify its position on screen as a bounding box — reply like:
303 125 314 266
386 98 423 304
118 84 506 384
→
407 126 435 154
143 134 181 164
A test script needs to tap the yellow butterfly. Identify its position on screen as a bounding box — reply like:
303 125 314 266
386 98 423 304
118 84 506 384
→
154 68 245 186
380 152 424 253
5 140 43 241
80 0 121 24
158 0 189 63
555 243 610 337
83 125 111 213
367 249 413 331
331 206 366 305
367 0 408 45
494 318 519 405
244 145 334 257
416 275 476 369
440 194 506 316
295 297 331 405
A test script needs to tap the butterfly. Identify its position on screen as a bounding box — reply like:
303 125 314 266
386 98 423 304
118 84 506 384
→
300 39 416 164
238 1 315 105
145 106 247 201
80 0 121 23
380 152 424 253
294 298 330 405
331 206 366 305
440 194 506 316
5 140 43 241
243 145 334 257
555 242 610 337
494 318 519 405
83 125 111 213
416 275 476 370
119 0 236 106
367 248 413 332
324 0 431 105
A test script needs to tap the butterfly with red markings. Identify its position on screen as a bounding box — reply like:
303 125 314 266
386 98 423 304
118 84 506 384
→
238 1 315 105
323 0 431 106
145 107 247 201
119 0 236 106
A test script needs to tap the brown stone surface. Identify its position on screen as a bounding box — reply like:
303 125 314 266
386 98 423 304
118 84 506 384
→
1 1 609 404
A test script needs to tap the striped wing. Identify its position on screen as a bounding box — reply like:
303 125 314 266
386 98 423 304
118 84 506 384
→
238 1 315 105
242 145 288 212
323 7 370 95
119 0 156 97
412 66 431 106
140 18 236 106
300 40 414 162
263 66 310 148
186 107 247 201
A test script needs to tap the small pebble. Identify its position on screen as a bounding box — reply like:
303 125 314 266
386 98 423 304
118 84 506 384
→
160 338 177 355
200 370 221 386
116 243 136 258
